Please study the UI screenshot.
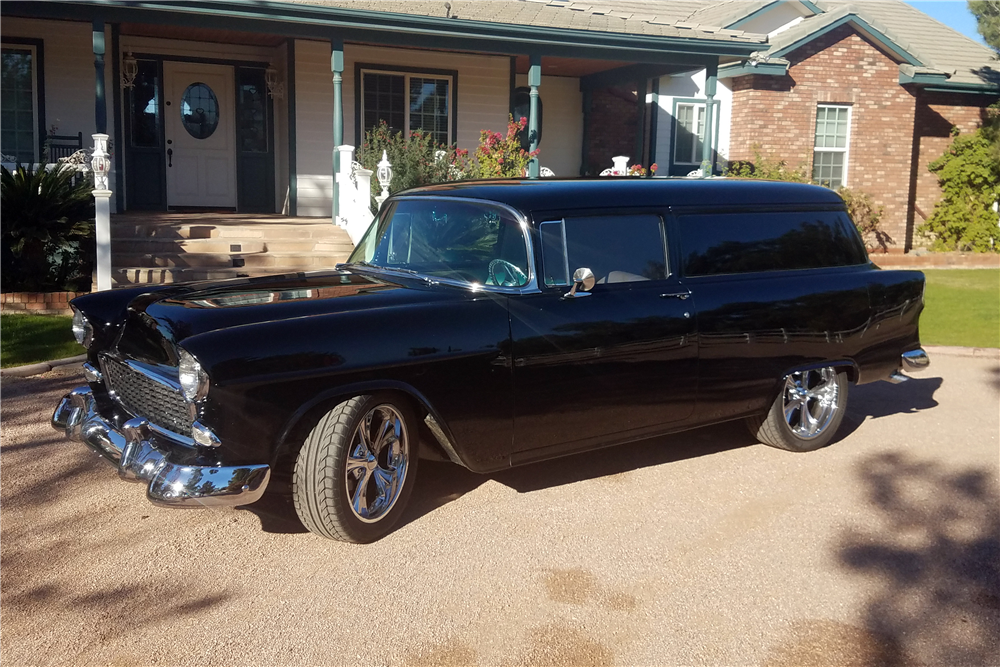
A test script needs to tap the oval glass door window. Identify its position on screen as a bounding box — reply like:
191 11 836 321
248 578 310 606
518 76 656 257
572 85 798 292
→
180 83 220 139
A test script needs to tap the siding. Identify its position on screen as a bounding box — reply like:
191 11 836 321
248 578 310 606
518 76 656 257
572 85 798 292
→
654 69 733 174
516 73 583 177
294 39 511 217
2 18 118 196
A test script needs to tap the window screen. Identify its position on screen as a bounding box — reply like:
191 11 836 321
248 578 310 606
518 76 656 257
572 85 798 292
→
1 47 36 163
680 211 868 276
812 105 851 188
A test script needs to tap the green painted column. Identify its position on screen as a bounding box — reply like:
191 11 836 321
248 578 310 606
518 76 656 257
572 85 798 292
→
528 54 541 179
331 37 344 221
93 20 106 134
701 62 717 176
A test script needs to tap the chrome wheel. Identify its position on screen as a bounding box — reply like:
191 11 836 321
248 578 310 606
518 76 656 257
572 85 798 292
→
344 404 410 523
781 367 840 439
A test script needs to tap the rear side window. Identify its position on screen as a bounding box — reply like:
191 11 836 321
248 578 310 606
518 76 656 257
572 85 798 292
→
540 214 667 286
680 211 867 277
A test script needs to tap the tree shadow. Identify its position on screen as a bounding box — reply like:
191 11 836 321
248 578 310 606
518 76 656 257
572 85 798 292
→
837 451 1000 665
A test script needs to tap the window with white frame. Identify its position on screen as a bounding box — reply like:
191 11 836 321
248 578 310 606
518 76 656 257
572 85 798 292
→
1 44 39 163
812 104 851 189
674 103 706 165
361 69 452 145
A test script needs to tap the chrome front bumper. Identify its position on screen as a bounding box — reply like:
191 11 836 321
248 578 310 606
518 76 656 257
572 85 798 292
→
52 386 270 508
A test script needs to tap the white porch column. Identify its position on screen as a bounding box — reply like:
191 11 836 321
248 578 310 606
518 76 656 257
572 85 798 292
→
91 133 112 292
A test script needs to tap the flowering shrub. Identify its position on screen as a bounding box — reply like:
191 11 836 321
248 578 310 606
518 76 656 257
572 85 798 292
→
358 122 471 202
471 116 540 179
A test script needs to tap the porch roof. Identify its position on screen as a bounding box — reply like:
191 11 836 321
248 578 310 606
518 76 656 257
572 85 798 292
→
2 0 765 67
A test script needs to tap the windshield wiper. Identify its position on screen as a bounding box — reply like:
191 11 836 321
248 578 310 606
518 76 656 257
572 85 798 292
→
340 262 437 286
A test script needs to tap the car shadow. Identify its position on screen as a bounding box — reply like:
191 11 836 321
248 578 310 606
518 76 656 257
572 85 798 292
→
837 374 943 439
246 373 946 538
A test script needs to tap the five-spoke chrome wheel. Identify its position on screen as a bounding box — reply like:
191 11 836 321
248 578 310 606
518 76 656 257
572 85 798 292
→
344 404 409 523
781 367 840 439
293 394 418 542
746 366 849 452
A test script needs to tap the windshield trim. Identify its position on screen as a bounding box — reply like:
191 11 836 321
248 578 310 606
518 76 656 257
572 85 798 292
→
350 195 540 295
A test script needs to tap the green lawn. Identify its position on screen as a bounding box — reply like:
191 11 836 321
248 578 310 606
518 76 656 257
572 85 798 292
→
1 314 84 368
920 269 999 349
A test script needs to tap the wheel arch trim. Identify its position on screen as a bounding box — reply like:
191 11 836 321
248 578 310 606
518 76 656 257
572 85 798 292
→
272 379 468 469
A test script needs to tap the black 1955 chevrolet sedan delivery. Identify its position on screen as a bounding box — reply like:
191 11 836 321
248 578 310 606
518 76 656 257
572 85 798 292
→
53 178 928 542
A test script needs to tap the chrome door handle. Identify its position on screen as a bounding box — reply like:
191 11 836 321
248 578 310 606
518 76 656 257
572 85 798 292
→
660 291 691 300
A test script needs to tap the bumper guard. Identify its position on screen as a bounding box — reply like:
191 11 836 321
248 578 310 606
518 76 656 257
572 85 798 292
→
52 387 270 508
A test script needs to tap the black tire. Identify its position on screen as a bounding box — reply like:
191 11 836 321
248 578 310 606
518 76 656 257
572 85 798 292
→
746 367 849 452
293 393 418 543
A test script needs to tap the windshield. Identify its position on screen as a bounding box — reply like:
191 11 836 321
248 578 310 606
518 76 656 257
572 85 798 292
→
347 198 531 287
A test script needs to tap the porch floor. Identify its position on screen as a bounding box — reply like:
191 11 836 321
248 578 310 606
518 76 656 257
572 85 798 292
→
111 212 356 286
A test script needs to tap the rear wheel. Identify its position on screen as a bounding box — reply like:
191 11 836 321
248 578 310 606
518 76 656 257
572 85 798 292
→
293 394 417 542
746 367 848 452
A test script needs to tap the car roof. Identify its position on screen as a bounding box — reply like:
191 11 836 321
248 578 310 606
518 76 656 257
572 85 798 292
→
392 178 845 213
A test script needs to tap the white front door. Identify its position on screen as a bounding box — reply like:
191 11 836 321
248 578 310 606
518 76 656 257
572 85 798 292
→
164 62 236 208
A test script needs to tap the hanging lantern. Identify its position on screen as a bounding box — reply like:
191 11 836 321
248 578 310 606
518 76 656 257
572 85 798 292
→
121 52 138 89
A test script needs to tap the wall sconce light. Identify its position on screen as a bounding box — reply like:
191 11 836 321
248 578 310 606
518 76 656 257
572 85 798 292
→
265 64 284 99
121 52 138 89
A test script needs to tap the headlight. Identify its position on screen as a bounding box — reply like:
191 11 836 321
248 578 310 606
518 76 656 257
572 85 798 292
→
71 308 93 347
177 348 210 402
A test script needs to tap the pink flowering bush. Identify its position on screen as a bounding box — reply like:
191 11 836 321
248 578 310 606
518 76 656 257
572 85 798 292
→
471 116 540 179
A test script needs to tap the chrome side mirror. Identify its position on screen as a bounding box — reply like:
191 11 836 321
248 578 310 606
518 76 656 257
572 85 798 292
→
563 267 595 299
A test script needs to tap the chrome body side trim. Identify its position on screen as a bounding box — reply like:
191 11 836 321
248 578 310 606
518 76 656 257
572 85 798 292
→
52 387 269 508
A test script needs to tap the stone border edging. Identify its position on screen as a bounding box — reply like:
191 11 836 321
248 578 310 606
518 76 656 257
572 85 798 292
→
2 346 995 380
0 354 88 378
923 344 1000 359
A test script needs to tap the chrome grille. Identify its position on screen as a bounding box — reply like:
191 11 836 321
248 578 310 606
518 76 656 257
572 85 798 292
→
101 356 193 435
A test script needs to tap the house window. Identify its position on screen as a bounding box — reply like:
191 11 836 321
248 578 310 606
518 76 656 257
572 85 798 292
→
1 45 39 163
361 69 451 144
674 103 706 165
813 104 851 189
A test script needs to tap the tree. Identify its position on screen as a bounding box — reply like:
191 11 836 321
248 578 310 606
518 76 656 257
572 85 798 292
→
969 0 1000 52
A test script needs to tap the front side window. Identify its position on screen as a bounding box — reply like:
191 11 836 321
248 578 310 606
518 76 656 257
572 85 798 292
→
349 199 528 287
1 45 38 163
812 105 851 188
541 214 667 286
674 103 706 165
362 69 451 144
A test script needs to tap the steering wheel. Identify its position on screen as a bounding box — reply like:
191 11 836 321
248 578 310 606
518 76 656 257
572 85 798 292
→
488 259 528 287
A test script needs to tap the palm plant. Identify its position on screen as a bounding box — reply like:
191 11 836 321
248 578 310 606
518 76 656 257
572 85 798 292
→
1 164 95 291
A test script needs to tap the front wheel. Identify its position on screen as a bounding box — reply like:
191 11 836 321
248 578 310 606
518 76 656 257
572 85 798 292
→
293 394 418 542
746 367 849 452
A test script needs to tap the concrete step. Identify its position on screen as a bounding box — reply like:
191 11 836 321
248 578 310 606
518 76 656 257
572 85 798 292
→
113 264 349 286
113 238 268 255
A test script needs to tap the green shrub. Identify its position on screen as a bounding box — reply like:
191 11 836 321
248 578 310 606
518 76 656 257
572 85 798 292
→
1 164 95 291
724 145 809 182
838 187 893 253
357 122 471 204
917 104 1000 253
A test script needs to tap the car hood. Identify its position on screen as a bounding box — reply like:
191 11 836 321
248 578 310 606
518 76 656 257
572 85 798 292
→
112 269 457 365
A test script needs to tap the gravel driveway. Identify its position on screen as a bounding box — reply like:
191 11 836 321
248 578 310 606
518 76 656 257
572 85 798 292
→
2 351 998 667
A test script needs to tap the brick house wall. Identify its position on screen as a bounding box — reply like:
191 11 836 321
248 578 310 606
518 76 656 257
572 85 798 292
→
586 87 639 175
911 91 995 248
728 24 919 251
